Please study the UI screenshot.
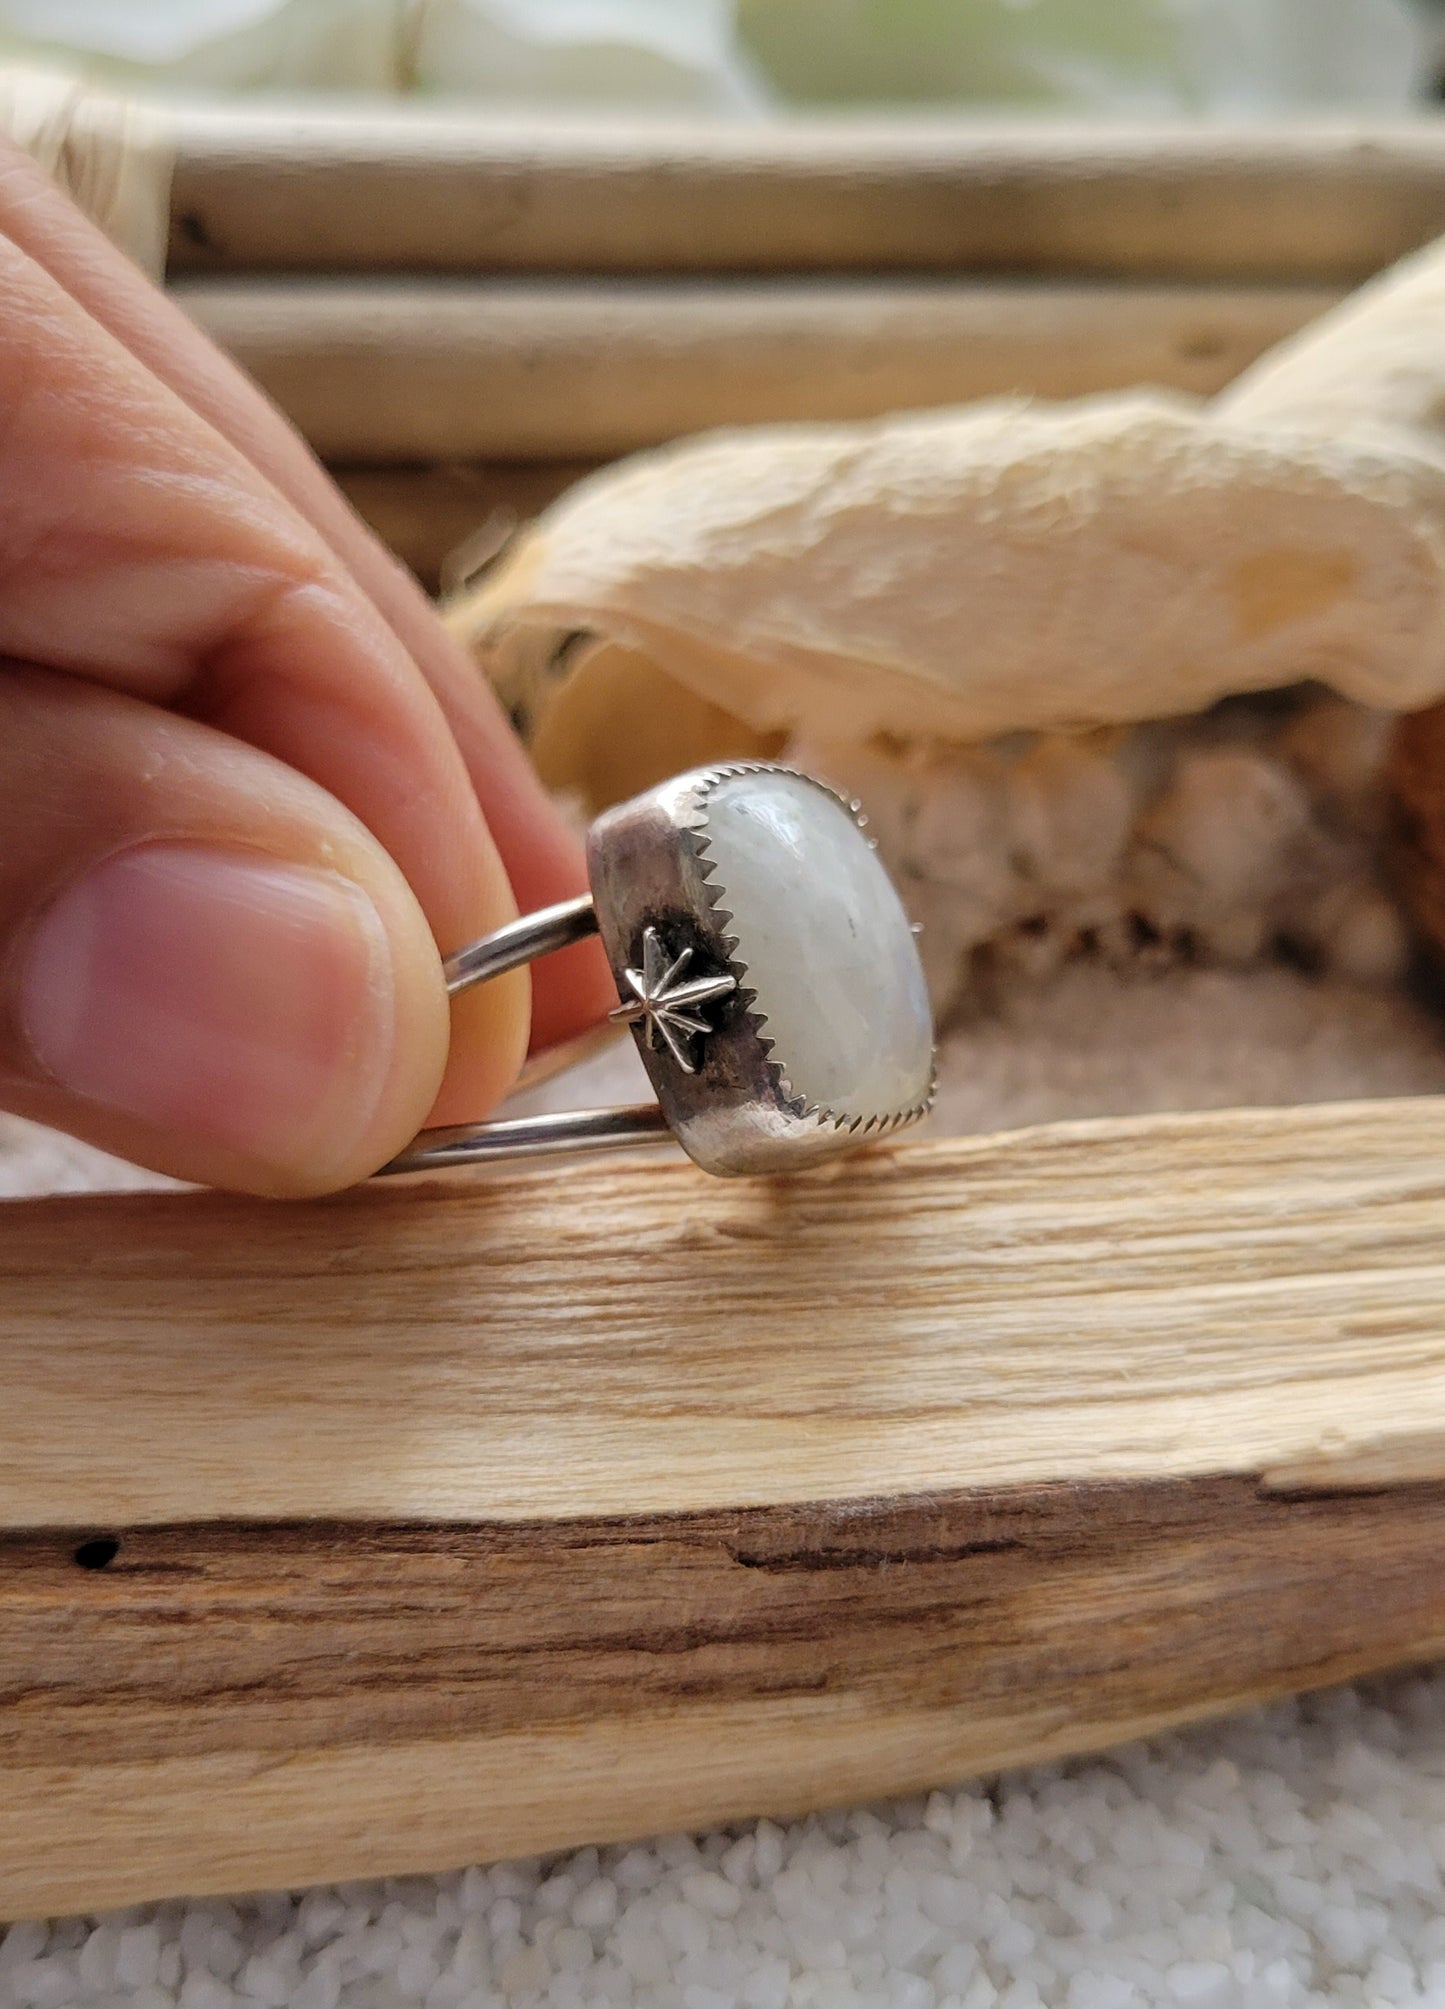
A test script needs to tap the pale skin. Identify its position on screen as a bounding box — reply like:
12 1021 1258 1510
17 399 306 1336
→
0 141 616 1197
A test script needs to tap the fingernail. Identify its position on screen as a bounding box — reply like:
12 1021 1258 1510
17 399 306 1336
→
17 844 395 1180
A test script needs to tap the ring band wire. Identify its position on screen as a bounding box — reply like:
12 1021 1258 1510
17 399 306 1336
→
378 895 671 1175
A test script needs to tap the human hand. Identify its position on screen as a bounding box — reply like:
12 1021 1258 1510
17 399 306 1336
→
0 140 615 1197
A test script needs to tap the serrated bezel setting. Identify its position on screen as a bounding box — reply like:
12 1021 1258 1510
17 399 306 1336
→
586 762 936 1176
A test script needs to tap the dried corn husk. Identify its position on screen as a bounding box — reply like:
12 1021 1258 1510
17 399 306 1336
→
453 389 1445 766
1219 228 1445 448
448 240 1445 1019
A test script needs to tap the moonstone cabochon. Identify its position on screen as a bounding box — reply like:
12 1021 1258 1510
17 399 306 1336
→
696 769 934 1124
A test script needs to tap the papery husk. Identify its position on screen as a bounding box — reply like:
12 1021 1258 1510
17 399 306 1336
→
449 387 1445 815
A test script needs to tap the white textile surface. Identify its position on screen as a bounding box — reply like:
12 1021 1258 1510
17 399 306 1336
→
6 963 1445 2008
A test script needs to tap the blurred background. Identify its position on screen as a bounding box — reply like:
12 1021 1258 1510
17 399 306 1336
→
2 0 1444 116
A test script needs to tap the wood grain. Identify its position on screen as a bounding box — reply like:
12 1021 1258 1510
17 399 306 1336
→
164 109 1445 282
8 1481 1445 1916
7 1099 1445 1913
173 275 1338 462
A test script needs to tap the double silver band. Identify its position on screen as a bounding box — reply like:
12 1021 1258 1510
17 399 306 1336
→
377 895 669 1177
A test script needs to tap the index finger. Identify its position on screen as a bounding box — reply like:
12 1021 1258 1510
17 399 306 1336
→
0 138 617 1055
0 219 528 1124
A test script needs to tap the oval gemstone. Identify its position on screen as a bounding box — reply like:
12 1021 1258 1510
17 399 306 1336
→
699 769 934 1124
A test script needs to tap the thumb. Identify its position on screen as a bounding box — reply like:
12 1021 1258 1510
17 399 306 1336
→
0 668 451 1197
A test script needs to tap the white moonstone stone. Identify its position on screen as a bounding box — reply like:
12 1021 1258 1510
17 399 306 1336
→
700 771 933 1121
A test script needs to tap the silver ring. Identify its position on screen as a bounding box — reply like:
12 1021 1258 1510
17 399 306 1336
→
379 762 936 1179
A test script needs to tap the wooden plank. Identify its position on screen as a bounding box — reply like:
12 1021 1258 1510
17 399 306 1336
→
7 1098 1445 1913
164 108 1445 282
8 1483 1445 1917
174 275 1340 461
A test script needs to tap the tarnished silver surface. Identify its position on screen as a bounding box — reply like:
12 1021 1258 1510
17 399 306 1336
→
608 923 738 1074
380 762 935 1180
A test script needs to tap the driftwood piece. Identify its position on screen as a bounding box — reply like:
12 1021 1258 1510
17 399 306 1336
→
174 276 1337 462
7 1100 1445 1916
164 110 1445 283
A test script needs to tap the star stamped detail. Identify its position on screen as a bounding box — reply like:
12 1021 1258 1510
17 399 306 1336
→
610 926 738 1073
